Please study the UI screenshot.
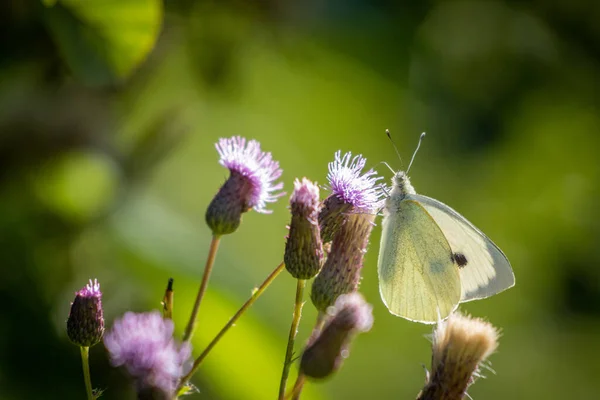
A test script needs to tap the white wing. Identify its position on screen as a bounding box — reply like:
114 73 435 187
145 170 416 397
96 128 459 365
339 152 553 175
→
378 199 461 323
409 194 515 302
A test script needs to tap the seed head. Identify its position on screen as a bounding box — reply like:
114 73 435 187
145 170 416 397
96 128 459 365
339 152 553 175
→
418 312 500 400
206 136 284 235
300 293 373 379
103 311 191 398
284 178 324 279
67 279 104 347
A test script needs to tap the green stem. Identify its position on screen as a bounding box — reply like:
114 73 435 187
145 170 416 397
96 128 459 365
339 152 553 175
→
177 261 286 391
80 346 94 400
289 373 305 400
286 313 326 400
278 279 306 399
183 235 221 343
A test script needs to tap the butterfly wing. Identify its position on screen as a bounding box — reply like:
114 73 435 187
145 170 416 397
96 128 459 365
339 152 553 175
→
409 194 515 302
378 199 461 323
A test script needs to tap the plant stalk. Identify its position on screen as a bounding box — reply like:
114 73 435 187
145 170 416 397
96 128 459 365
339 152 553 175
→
178 261 286 391
286 313 326 400
183 235 221 343
80 346 94 400
278 279 306 399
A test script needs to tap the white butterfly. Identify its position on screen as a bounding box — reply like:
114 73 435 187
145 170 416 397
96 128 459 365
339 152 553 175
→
377 132 515 323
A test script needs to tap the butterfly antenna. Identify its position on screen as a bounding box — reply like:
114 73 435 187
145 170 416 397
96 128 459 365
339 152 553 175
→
407 132 426 174
375 161 396 174
386 129 404 169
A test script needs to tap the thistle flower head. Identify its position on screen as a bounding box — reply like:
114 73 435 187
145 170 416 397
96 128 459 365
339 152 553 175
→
418 312 499 400
103 311 191 398
206 136 284 235
284 178 324 279
311 211 375 311
300 293 373 379
67 279 104 347
319 151 383 242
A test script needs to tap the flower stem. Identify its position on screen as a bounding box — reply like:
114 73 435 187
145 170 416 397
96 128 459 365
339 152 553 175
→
288 373 306 400
278 279 306 399
183 235 221 343
285 313 326 400
178 261 286 390
80 346 94 400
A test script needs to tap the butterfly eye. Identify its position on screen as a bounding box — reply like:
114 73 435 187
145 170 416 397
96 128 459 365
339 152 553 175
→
452 253 468 268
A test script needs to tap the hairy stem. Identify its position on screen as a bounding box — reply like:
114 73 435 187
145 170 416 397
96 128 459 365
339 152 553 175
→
278 279 306 399
183 235 221 343
80 346 94 400
178 261 286 391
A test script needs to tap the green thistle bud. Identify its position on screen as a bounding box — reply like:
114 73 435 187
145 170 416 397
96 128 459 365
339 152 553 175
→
300 293 373 379
67 279 104 347
284 178 324 279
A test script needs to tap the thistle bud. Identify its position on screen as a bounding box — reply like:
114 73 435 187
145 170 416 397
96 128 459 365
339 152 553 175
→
300 293 373 379
418 312 499 400
311 151 382 311
311 213 375 311
318 151 382 242
284 178 324 279
67 279 105 347
206 136 284 236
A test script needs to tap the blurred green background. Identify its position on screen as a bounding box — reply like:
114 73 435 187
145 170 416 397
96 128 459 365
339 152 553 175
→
1 0 599 399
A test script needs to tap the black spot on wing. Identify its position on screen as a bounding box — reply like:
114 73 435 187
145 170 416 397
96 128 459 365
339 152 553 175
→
452 252 468 268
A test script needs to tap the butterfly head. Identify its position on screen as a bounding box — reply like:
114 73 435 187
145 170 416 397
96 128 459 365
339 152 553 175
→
391 170 416 199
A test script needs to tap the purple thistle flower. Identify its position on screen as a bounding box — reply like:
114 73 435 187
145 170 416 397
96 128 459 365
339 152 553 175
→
67 279 104 347
104 311 191 398
319 151 383 242
206 136 284 235
284 178 324 279
327 151 382 210
300 293 373 379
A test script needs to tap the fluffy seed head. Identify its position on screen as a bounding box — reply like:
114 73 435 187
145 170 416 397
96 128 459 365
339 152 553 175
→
206 136 284 235
284 178 324 279
319 151 383 242
103 311 191 398
67 279 104 347
311 212 375 311
300 293 373 379
418 312 500 400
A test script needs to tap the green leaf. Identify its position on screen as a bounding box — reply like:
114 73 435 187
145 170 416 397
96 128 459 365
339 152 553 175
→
44 0 163 85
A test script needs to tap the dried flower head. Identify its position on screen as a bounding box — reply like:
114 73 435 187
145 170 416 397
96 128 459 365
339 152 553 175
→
206 136 284 235
319 151 383 242
311 211 376 311
103 311 191 398
300 293 373 379
418 312 499 400
67 279 104 347
284 178 324 279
